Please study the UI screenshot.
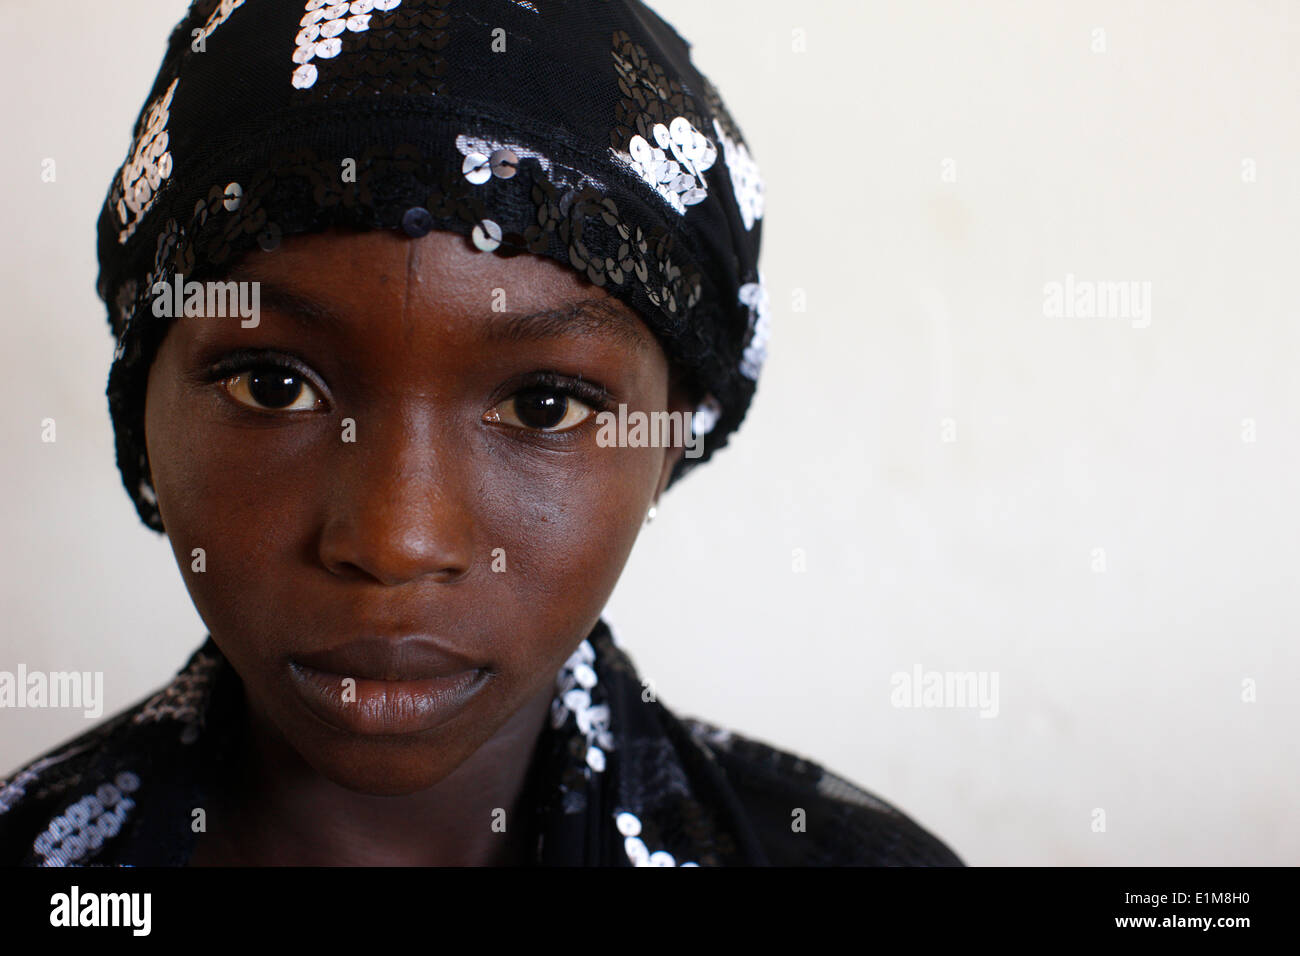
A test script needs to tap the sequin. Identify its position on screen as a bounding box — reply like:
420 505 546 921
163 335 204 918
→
319 17 348 39
401 205 434 237
222 182 242 211
610 30 716 216
616 812 641 837
713 118 764 231
295 25 320 45
489 148 518 179
586 746 606 772
114 77 179 243
462 151 490 185
692 395 721 435
315 37 343 58
574 662 597 689
738 276 770 380
649 851 675 866
290 0 442 99
471 218 502 252
562 689 590 713
624 836 649 865
619 120 714 215
292 63 318 88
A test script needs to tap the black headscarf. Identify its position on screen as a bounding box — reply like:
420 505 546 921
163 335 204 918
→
95 0 769 532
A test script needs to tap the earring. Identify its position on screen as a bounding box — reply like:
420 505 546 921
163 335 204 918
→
645 505 658 525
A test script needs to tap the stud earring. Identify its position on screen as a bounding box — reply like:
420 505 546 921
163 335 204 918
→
645 505 658 525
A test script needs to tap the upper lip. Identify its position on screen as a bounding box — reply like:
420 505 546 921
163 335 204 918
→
292 635 482 681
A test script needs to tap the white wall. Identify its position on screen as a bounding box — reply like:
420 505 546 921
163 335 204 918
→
1 0 1296 865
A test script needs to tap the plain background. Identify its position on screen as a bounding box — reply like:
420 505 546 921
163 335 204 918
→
2 0 1297 865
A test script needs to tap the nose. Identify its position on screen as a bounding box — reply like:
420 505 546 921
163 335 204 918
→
316 412 475 587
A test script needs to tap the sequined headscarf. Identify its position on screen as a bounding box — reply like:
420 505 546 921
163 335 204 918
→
95 0 768 532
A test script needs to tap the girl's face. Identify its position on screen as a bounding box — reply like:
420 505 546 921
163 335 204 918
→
143 228 688 794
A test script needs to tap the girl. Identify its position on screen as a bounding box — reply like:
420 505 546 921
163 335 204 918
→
0 0 960 867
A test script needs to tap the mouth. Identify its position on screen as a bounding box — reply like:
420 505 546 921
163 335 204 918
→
287 635 489 736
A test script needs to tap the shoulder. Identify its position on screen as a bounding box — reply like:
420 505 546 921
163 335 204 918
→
680 717 964 867
0 704 145 864
0 641 225 865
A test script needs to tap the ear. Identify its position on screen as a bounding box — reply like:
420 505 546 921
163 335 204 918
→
653 378 696 505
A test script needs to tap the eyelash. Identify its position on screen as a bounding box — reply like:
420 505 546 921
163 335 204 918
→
509 371 613 414
200 351 614 423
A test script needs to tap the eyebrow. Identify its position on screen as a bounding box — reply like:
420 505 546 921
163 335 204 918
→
226 272 652 354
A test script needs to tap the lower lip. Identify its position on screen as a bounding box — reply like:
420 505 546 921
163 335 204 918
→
288 662 488 736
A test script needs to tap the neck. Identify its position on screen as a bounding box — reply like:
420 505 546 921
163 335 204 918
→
193 678 554 866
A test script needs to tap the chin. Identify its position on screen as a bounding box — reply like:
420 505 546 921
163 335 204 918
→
299 733 480 796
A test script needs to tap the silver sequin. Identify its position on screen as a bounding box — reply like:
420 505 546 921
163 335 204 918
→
314 37 343 58
624 836 649 865
713 118 764 231
222 182 242 212
616 812 641 837
738 275 770 380
618 114 716 216
471 218 502 252
462 151 491 185
692 394 721 436
319 17 348 39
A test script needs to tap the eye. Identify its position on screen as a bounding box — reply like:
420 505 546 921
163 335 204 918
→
222 366 323 411
485 386 596 432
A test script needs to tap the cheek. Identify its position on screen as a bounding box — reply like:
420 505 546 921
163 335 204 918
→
475 440 658 633
144 370 320 641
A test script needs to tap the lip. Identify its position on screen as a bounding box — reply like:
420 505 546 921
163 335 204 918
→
288 636 488 736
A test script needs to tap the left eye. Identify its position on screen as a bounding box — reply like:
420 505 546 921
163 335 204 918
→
485 387 595 432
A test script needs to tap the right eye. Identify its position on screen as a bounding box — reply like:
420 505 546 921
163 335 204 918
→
221 366 323 411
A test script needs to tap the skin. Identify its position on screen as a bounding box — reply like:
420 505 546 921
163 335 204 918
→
143 227 692 865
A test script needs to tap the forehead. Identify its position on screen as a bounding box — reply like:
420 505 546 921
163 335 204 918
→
222 227 657 356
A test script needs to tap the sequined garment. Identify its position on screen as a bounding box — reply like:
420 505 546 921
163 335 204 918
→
0 621 962 867
98 0 771 534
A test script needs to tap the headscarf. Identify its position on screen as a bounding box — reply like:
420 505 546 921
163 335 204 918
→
95 0 769 532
